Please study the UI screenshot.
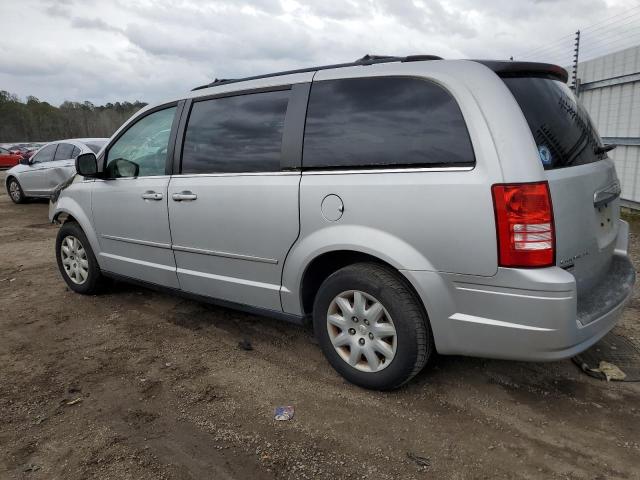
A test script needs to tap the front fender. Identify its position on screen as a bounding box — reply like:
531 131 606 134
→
280 224 436 315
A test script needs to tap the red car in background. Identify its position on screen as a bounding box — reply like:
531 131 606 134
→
7 145 36 160
0 146 24 168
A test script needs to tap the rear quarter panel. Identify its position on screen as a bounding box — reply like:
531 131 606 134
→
281 61 513 315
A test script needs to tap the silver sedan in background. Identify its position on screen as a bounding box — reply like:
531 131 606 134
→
5 138 107 203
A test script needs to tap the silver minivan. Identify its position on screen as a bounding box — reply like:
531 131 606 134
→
49 56 635 390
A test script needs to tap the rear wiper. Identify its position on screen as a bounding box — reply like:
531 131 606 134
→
595 144 616 154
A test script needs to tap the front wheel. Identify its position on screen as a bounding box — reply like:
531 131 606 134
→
313 263 433 390
7 178 26 204
56 222 103 294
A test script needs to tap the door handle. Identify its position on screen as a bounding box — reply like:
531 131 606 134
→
141 191 163 201
172 191 197 202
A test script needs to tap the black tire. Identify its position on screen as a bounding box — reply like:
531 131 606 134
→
7 177 26 204
313 263 433 390
55 221 103 294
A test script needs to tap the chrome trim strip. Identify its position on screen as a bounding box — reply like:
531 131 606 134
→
455 286 573 300
593 182 621 207
176 267 281 291
449 313 555 332
101 234 172 249
303 166 474 175
168 167 471 178
171 171 300 178
95 175 171 181
172 244 278 264
99 252 177 272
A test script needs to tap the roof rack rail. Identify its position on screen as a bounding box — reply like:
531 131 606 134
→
210 78 235 84
191 54 443 91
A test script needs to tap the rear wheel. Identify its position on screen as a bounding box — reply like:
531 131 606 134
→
313 263 433 390
56 222 103 294
7 177 25 204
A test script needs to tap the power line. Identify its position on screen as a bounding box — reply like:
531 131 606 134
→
517 47 574 62
518 40 575 59
580 25 640 47
515 6 640 59
579 5 640 33
580 26 640 50
580 18 640 44
579 33 640 59
516 33 575 57
521 49 573 60
518 19 639 60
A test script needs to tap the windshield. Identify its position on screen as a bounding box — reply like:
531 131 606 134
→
503 77 606 170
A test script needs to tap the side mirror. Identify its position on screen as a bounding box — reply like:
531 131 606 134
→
75 153 99 178
105 158 140 178
19 157 30 165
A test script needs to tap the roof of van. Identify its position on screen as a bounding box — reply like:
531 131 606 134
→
192 55 569 91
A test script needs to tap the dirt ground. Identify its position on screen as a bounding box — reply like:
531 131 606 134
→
1 172 639 480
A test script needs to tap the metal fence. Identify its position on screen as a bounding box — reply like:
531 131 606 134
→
574 45 640 206
515 8 640 206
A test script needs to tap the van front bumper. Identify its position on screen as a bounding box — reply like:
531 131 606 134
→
402 222 636 362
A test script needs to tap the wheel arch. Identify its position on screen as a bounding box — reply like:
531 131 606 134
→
281 225 436 315
52 211 78 225
5 174 18 189
295 250 432 329
51 200 102 266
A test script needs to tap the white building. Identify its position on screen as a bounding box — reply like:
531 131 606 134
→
571 45 640 206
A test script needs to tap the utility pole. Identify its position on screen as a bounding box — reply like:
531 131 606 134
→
572 30 580 96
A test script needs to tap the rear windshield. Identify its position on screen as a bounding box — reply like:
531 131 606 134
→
86 141 106 154
503 77 606 170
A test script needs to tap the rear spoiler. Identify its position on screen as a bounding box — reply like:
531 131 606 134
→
472 60 569 83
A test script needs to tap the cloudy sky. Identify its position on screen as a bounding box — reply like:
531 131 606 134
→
0 0 638 106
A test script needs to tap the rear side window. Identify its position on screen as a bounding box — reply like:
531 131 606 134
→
54 143 75 160
303 77 475 169
181 89 290 174
503 78 605 170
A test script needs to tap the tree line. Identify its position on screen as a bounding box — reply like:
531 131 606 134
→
0 91 147 142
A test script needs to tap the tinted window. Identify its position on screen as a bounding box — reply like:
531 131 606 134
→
32 144 57 163
106 107 176 178
303 77 474 169
54 143 75 160
181 89 289 174
71 146 81 158
504 78 605 170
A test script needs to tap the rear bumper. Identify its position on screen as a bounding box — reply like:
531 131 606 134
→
402 220 636 361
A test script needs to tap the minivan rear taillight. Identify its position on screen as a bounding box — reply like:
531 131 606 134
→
491 182 555 268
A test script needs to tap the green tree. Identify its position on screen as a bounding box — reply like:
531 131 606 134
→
0 91 147 142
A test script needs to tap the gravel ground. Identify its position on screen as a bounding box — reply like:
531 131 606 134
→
1 171 639 479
